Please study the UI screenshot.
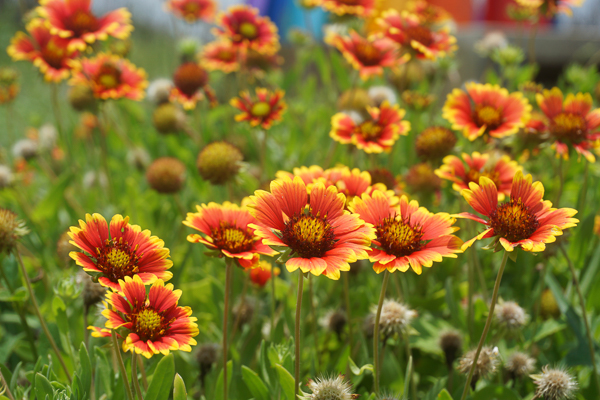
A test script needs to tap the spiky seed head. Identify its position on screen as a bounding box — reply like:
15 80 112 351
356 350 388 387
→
197 141 243 185
374 299 417 338
415 126 457 161
439 329 463 367
299 375 358 400
76 271 106 309
0 209 29 254
532 366 578 400
495 300 528 331
12 139 38 160
506 352 535 379
146 157 187 194
458 346 500 385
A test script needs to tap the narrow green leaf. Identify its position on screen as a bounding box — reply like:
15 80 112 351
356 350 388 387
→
173 373 188 400
437 389 454 399
403 356 413 400
274 364 295 400
145 353 175 400
78 343 92 397
35 373 54 400
214 360 233 400
242 365 269 400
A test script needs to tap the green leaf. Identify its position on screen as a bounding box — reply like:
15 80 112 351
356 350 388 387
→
403 356 413 400
242 365 269 400
173 373 188 400
35 373 54 400
31 171 73 223
78 343 92 397
145 353 175 400
0 287 28 302
274 364 295 400
214 360 233 400
437 389 453 399
471 385 521 400
532 319 565 343
348 357 373 376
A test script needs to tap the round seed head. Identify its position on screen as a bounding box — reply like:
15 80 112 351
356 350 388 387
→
458 346 500 384
495 300 528 331
532 366 578 400
196 141 243 185
299 375 358 400
505 351 536 379
439 329 463 367
146 157 187 194
0 209 29 254
152 102 186 134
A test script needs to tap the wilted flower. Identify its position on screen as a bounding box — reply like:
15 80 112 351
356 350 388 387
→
0 209 29 254
376 299 417 338
196 141 243 185
439 330 463 368
146 157 187 194
506 351 535 380
147 79 174 105
531 366 578 400
299 375 358 400
415 126 457 161
495 300 528 331
368 86 397 107
458 346 500 387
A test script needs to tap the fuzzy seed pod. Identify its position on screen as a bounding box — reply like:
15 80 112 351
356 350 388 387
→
375 299 417 339
146 157 187 194
68 85 97 112
320 310 347 339
196 141 243 185
299 375 358 400
415 127 457 161
439 329 463 369
147 79 174 105
458 346 500 388
77 271 106 309
0 209 28 254
152 103 186 134
505 351 535 380
12 139 38 160
532 366 578 400
495 300 528 331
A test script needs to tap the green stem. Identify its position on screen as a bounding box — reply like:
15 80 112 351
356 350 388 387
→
0 367 15 400
138 355 148 390
343 273 353 366
373 270 390 395
308 275 321 371
578 161 589 214
111 331 134 400
270 264 276 341
223 259 233 400
131 353 144 400
294 272 305 400
259 130 268 179
559 244 600 395
554 157 564 206
467 252 475 344
460 251 509 400
15 250 71 381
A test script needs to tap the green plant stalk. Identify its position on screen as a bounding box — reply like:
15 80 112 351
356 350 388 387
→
111 331 134 400
373 270 391 395
0 366 15 400
460 251 509 400
294 272 305 400
343 273 353 367
137 354 148 390
577 161 589 214
308 274 321 371
559 244 600 395
467 252 475 344
223 259 234 400
132 353 144 400
554 157 564 206
270 264 276 341
15 250 71 381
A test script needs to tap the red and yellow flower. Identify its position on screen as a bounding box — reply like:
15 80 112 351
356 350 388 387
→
183 201 278 269
248 177 376 280
335 167 397 207
36 0 133 52
7 19 78 82
165 0 216 23
69 53 147 100
213 5 280 56
515 0 582 16
90 275 198 359
320 0 376 17
443 82 531 141
249 260 280 287
200 40 240 73
536 88 600 162
330 101 410 153
349 191 462 274
377 10 456 61
230 87 286 130
435 152 521 200
169 61 216 109
456 171 578 252
68 214 173 291
408 0 452 25
328 30 405 80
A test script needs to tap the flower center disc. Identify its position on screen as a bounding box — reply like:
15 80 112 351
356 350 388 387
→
95 239 140 281
551 112 587 143
466 168 500 187
282 212 336 258
404 26 434 47
355 41 382 66
41 39 67 69
474 105 503 131
66 10 99 36
134 308 165 341
239 22 259 39
356 121 382 140
251 101 271 117
489 200 539 242
95 63 122 90
378 216 424 257
211 222 254 254
217 50 236 62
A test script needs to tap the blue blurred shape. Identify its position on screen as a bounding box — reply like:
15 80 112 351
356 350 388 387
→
246 0 328 40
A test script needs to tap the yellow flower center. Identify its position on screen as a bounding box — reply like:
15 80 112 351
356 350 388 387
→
474 105 503 131
466 168 501 188
95 63 122 90
95 238 140 282
357 121 382 140
217 50 236 62
551 112 587 143
133 308 171 341
489 199 539 242
404 25 434 47
211 222 254 254
377 216 424 257
355 41 382 66
41 39 67 69
282 212 336 258
66 10 99 36
251 101 271 117
239 22 259 39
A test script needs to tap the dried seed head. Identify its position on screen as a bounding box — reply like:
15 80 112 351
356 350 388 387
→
458 346 500 386
299 375 358 400
152 102 186 134
68 85 97 112
374 299 417 338
12 139 38 160
197 343 219 377
439 329 463 367
368 86 397 107
197 141 243 185
319 310 347 339
0 165 14 189
77 271 106 309
495 300 528 331
146 157 187 194
38 124 58 151
126 147 151 171
506 351 535 379
0 209 28 254
532 366 578 400
147 78 173 105
232 296 258 328
56 231 77 268
405 163 441 194
540 289 561 320
415 126 457 161
337 88 372 113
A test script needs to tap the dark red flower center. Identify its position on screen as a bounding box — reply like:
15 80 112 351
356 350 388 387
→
377 216 424 257
41 38 68 69
239 22 259 40
95 238 141 282
282 212 336 258
173 62 208 97
473 105 503 131
251 101 271 117
356 120 382 141
404 25 434 47
131 307 174 341
489 199 539 242
65 10 99 37
95 63 122 90
466 168 501 188
211 222 254 254
354 41 383 66
550 112 587 143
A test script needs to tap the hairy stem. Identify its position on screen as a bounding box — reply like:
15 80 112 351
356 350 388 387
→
373 270 390 395
131 353 144 400
111 331 134 400
294 273 305 399
223 259 234 400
